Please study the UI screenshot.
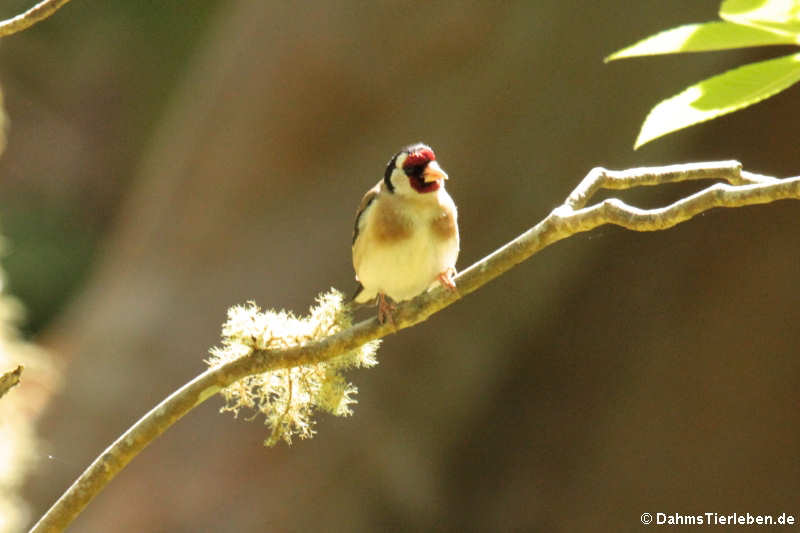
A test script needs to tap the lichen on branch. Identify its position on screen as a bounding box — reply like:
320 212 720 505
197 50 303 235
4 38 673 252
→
206 289 379 446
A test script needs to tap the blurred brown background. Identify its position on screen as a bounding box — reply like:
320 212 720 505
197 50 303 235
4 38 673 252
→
2 1 799 531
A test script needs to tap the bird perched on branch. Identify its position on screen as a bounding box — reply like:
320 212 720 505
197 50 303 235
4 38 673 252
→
352 143 459 324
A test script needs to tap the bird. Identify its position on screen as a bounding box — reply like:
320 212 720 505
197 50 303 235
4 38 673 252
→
352 143 459 324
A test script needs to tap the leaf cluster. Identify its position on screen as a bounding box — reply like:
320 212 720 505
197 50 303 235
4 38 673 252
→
607 0 800 148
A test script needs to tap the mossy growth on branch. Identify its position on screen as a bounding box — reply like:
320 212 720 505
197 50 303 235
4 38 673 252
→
206 289 380 446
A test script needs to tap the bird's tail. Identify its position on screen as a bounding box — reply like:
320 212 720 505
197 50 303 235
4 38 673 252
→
351 283 376 306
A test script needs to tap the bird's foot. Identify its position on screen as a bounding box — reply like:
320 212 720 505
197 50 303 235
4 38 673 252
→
377 293 397 326
437 267 458 292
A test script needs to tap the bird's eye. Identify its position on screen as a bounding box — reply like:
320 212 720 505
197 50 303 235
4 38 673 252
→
403 164 425 179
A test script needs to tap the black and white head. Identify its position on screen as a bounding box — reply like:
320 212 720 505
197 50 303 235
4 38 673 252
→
383 143 448 196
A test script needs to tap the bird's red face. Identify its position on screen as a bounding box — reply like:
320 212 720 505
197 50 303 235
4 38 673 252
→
402 146 448 194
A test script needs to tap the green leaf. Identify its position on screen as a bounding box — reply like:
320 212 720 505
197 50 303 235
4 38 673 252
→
607 21 797 61
721 0 800 36
635 52 800 148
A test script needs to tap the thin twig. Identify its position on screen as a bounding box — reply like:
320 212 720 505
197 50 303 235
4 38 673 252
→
30 161 800 532
0 0 73 38
0 365 22 399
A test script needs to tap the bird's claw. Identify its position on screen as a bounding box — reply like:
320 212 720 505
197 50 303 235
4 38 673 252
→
377 293 397 326
437 268 457 291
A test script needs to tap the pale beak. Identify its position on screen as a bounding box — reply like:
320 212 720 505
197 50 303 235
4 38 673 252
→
423 160 448 182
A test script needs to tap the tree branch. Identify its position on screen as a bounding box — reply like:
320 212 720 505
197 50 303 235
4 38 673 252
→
30 161 800 532
0 365 22 399
0 0 73 38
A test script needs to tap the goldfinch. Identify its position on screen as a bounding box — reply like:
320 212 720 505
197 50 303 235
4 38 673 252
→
352 143 459 323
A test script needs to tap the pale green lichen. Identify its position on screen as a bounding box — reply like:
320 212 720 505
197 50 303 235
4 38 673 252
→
206 288 379 446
